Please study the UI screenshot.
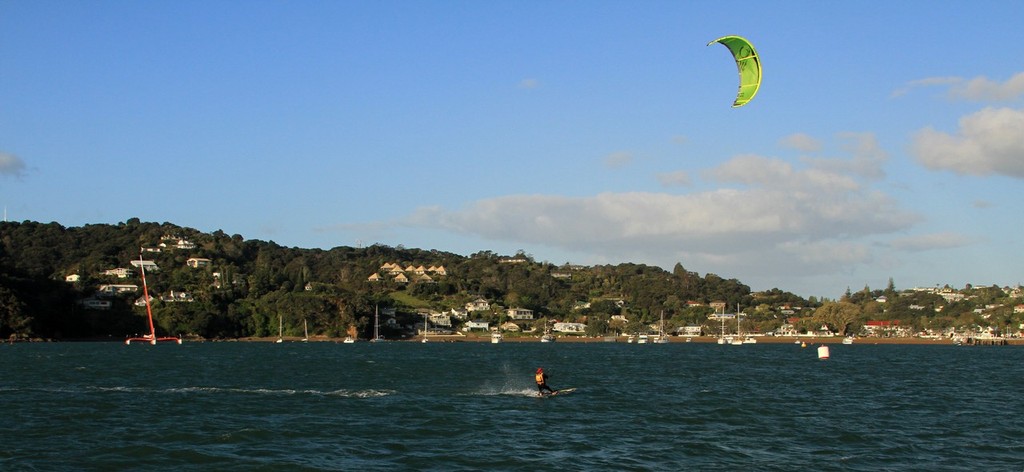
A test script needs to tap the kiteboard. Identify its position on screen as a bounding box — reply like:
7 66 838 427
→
539 388 577 397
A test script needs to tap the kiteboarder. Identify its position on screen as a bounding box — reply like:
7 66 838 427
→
535 367 557 396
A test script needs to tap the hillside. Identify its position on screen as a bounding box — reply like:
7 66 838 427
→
0 219 812 341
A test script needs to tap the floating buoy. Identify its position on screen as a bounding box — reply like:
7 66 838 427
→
800 342 807 348
817 345 830 360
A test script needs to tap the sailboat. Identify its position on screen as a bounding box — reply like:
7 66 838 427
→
370 305 383 342
654 311 669 344
302 319 309 342
276 315 284 343
730 306 744 345
717 310 729 345
421 312 429 343
126 255 182 345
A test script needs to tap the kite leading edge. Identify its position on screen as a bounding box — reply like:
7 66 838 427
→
707 35 761 108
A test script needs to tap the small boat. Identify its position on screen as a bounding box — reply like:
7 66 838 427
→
343 336 356 344
491 332 503 344
636 334 649 344
276 315 284 343
842 336 854 345
302 319 309 342
540 333 555 343
743 336 757 344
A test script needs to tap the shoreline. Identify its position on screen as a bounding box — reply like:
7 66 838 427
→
222 334 1022 346
12 335 1020 346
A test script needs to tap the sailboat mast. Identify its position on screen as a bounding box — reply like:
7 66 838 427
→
139 255 157 340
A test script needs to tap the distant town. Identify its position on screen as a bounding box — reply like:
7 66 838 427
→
1 220 1020 344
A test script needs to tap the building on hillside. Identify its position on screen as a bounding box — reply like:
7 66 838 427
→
102 268 134 279
97 284 139 296
507 308 534 320
186 257 211 268
553 322 587 333
464 320 489 331
130 260 160 272
466 298 490 312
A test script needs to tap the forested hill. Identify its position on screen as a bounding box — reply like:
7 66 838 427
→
0 219 812 341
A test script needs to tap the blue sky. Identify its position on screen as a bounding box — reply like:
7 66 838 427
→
3 1 1023 299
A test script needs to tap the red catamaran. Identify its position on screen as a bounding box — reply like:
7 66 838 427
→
126 254 182 345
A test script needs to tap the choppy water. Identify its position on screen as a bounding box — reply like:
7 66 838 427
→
2 341 1022 471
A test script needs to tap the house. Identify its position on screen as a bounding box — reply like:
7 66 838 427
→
429 313 452 327
393 273 409 283
186 257 211 268
465 298 490 312
500 321 521 332
102 268 134 279
97 284 139 296
161 291 194 303
507 308 534 320
709 301 727 312
553 322 587 333
134 295 154 307
175 239 196 250
80 298 112 310
130 260 159 272
428 265 448 276
464 320 489 331
864 320 900 335
367 273 382 282
449 308 469 320
1014 304 1024 314
677 325 703 336
65 274 81 283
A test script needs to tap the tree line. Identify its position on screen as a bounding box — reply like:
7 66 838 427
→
2 219 1017 341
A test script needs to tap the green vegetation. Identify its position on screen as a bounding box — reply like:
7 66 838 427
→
1 220 1020 341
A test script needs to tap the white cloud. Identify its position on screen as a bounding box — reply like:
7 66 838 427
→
911 107 1024 178
895 72 1024 102
779 133 821 152
403 152 918 281
656 170 691 187
0 152 26 177
801 132 887 180
950 72 1024 101
603 151 633 169
888 233 973 252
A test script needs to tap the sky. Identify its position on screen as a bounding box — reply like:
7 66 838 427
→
2 1 1023 299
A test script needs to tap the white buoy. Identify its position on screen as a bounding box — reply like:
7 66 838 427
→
817 345 830 360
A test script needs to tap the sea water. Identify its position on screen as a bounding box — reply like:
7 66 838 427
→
1 341 1022 471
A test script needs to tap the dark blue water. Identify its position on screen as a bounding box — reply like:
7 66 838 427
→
2 341 1022 471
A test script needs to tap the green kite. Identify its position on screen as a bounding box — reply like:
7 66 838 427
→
707 35 761 108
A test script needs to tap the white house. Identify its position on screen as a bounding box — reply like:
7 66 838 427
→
65 274 81 283
465 298 490 312
102 268 134 279
464 320 489 331
553 322 587 333
97 284 139 296
186 257 211 268
507 308 534 320
130 260 160 272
